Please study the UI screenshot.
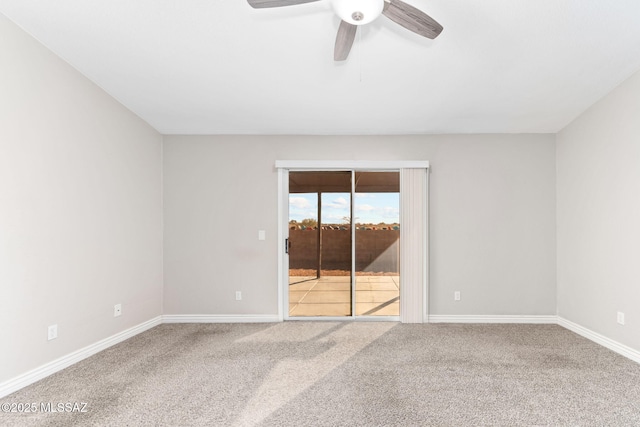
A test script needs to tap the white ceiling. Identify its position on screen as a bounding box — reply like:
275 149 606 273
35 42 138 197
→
2 0 640 135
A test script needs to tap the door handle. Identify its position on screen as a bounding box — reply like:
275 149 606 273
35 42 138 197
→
285 238 290 254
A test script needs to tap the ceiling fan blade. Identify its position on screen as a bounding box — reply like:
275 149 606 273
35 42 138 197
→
334 20 357 61
382 0 443 39
247 0 320 9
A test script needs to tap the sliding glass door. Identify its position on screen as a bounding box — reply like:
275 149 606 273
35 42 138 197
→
288 171 353 317
354 172 400 316
287 170 400 318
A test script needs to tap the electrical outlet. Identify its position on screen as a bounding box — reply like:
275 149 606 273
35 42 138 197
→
236 291 242 301
617 312 625 325
114 304 122 317
454 291 461 301
48 324 58 341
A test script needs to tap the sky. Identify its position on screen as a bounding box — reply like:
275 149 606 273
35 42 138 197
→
289 192 399 225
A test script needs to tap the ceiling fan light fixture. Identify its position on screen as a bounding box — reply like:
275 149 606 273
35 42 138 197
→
331 0 384 25
247 0 443 61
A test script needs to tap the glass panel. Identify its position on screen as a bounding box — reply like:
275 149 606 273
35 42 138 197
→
288 172 352 317
354 172 400 316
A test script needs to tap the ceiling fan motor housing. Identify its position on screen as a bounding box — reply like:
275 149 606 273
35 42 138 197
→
332 0 384 25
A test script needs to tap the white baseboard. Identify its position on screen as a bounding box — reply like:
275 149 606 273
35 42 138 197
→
558 317 640 364
162 314 281 323
0 316 162 398
428 314 558 324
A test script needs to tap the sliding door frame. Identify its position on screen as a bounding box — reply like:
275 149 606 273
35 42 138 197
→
276 160 429 322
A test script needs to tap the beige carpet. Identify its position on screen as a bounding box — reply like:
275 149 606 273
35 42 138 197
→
2 322 640 426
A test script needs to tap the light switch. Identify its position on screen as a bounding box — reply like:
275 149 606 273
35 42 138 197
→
258 230 266 241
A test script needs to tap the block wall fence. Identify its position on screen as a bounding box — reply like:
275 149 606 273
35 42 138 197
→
288 229 399 273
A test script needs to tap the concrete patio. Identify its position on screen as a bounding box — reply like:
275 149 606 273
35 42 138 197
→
288 275 400 317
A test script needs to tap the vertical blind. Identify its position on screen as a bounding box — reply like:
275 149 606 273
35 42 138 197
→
400 168 428 323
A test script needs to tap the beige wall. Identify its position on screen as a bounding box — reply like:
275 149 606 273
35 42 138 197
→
557 69 640 351
163 134 557 316
0 15 163 382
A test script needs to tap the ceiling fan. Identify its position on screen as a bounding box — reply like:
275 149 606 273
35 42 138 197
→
247 0 443 61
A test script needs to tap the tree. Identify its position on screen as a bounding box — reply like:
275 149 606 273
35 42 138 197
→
300 218 317 228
